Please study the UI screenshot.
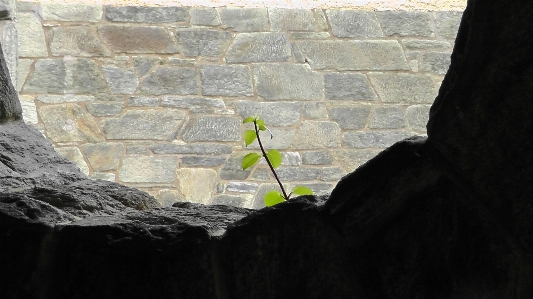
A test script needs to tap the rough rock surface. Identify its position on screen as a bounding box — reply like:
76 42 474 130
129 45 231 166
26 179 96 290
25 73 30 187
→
2 0 533 298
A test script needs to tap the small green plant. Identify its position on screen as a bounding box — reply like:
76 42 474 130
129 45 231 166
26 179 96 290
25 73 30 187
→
242 115 313 207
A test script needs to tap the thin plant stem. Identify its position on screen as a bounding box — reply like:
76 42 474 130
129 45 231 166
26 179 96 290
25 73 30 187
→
254 120 289 200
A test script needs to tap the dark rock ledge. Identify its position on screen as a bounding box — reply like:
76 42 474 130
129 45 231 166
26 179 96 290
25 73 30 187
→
2 0 533 298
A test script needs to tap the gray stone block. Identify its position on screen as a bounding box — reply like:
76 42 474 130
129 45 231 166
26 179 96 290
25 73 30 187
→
190 8 221 26
98 25 179 54
402 39 452 50
55 147 90 176
200 65 253 96
245 128 296 150
252 183 285 209
291 43 306 63
133 56 163 77
16 13 48 57
269 8 316 31
329 106 371 129
181 116 241 142
302 151 333 165
168 58 196 67
128 96 158 107
37 95 95 104
320 167 345 181
296 183 334 196
211 194 250 208
406 104 431 132
24 59 106 94
150 143 232 155
139 67 197 95
250 167 272 181
369 106 406 129
226 33 292 63
369 73 437 104
235 100 301 126
41 3 102 22
332 149 381 172
218 8 268 32
292 121 341 149
48 26 111 57
2 21 17 86
105 6 187 23
125 144 148 155
220 152 252 180
119 156 177 183
301 102 327 119
254 64 323 100
81 142 123 172
162 96 225 109
327 10 383 38
0 0 14 16
298 40 409 71
226 182 259 193
419 52 451 75
343 131 413 148
91 173 116 182
103 65 139 94
102 109 185 140
281 152 302 166
277 167 320 181
435 11 462 39
325 73 376 100
176 168 217 204
156 189 183 207
290 32 330 39
180 156 227 167
19 95 38 125
377 11 434 37
86 102 123 117
38 104 104 143
17 59 33 92
177 29 233 57
97 94 124 102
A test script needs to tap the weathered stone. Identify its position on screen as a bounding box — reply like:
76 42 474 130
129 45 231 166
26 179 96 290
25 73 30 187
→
97 94 124 102
85 102 123 117
38 104 103 143
235 100 301 126
2 21 17 87
201 65 253 96
90 172 116 182
190 8 221 26
150 143 232 155
177 29 232 57
343 131 413 148
218 8 268 32
315 9 329 30
98 25 179 54
219 152 251 180
226 182 259 193
102 109 185 140
16 13 47 57
182 116 240 142
298 40 409 71
290 32 330 39
302 151 333 165
377 11 434 37
24 59 106 94
327 10 383 38
250 167 272 181
402 39 452 50
37 95 95 104
269 9 316 31
176 168 217 204
19 95 38 125
102 65 139 94
325 73 376 100
406 104 431 132
247 128 296 150
55 147 90 176
180 156 226 167
139 67 197 95
41 3 102 22
369 73 437 103
332 149 381 172
156 189 183 206
125 144 148 155
291 42 306 63
120 156 177 183
81 142 123 172
329 106 371 129
302 102 328 119
167 58 196 67
162 96 225 109
369 106 405 129
297 182 334 196
281 152 302 166
292 121 341 149
320 166 344 181
435 11 463 39
105 6 187 23
211 194 251 208
0 0 14 15
419 52 451 75
16 59 32 92
133 56 162 77
251 183 286 209
128 96 158 107
49 27 111 57
226 33 291 63
277 167 320 181
254 64 323 100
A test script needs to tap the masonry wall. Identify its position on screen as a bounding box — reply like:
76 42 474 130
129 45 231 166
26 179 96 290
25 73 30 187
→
14 2 462 209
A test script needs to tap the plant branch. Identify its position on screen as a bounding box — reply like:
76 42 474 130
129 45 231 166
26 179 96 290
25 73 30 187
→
254 120 289 200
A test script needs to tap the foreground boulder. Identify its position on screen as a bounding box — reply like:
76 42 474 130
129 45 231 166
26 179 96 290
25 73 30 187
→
1 0 533 298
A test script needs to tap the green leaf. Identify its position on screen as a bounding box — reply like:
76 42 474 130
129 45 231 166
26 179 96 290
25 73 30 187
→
243 116 255 124
256 119 267 131
244 130 257 147
264 190 286 207
266 150 282 169
291 186 314 196
242 153 261 170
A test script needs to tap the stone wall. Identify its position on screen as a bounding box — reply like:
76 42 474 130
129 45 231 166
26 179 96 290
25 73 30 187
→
14 2 462 208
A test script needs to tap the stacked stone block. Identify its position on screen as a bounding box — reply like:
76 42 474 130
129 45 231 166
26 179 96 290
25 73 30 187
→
14 2 462 208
